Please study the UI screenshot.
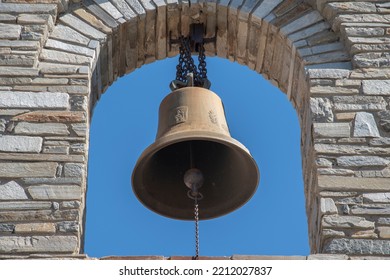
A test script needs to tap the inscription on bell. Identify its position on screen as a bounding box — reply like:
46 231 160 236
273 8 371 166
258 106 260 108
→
170 106 188 126
209 110 218 124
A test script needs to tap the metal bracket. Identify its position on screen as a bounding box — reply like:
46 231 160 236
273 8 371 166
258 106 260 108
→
169 23 216 53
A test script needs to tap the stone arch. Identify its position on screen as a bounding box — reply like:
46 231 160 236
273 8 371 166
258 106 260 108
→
1 0 390 258
46 0 351 254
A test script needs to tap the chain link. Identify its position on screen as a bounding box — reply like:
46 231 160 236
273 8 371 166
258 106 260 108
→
174 36 209 88
194 197 200 260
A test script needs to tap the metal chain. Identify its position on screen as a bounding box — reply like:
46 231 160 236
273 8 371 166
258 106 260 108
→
194 197 200 260
174 36 209 88
198 43 208 83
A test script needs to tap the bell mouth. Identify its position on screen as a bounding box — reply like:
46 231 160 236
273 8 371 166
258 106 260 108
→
131 131 260 220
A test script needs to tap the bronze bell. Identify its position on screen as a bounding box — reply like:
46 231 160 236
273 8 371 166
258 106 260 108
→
132 87 260 220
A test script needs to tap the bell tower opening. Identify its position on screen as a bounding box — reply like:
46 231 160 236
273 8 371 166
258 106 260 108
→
84 56 309 258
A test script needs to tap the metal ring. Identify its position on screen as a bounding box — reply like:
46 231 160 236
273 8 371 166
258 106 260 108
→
187 190 203 201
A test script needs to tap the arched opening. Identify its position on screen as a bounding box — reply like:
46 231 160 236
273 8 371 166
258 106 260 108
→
84 56 309 257
40 0 350 256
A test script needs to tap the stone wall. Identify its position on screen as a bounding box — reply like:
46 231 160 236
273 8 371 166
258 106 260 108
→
0 0 390 258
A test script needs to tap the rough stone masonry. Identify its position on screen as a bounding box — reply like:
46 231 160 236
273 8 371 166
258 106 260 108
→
1 0 390 260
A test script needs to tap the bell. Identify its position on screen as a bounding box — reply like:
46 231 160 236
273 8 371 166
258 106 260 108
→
132 87 260 220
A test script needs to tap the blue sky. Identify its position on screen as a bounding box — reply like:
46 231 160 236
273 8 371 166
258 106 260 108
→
84 56 310 258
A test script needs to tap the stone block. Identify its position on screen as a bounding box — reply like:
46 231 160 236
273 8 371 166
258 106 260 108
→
42 145 69 154
335 79 361 88
354 52 390 68
50 25 90 46
378 227 390 238
72 7 113 33
64 163 84 178
48 85 89 95
301 42 345 57
310 97 333 122
0 181 27 200
322 215 374 229
320 191 358 199
318 176 390 191
0 53 36 67
17 14 48 24
59 14 106 41
370 137 390 146
45 39 95 57
70 96 87 111
318 168 354 176
378 218 390 225
61 201 81 209
377 111 390 132
351 230 377 239
333 96 386 112
322 229 345 238
351 204 390 215
12 111 86 123
70 143 85 154
307 69 350 79
27 185 81 200
0 77 32 86
57 221 79 233
31 78 69 85
320 198 337 215
305 61 352 70
315 144 390 155
353 112 380 137
14 223 56 234
40 49 91 66
0 14 16 23
0 153 84 163
0 91 69 109
363 193 390 203
313 123 350 138
93 0 124 20
334 196 363 205
344 27 384 37
0 66 39 76
307 254 348 260
71 123 87 136
325 2 376 17
363 80 390 95
0 135 42 153
337 156 389 167
304 51 350 66
14 122 69 136
0 224 15 233
0 3 57 15
281 10 323 35
0 209 78 223
22 177 81 185
351 68 390 79
0 162 57 178
0 236 77 253
251 0 283 20
316 158 332 168
324 238 390 255
110 0 137 20
0 201 51 211
39 63 79 75
0 23 21 40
